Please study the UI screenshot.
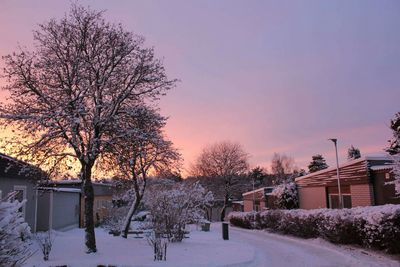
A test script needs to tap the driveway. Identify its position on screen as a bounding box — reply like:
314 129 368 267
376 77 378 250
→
223 225 400 267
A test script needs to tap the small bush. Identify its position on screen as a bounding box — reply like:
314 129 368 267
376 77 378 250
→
229 205 400 254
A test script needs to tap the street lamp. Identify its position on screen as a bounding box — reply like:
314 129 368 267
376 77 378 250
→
329 138 343 209
252 177 255 212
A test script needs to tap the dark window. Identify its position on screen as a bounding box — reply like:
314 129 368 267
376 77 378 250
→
14 189 24 212
343 195 352 208
329 194 352 209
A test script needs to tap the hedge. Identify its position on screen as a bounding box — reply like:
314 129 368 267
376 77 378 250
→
228 205 400 254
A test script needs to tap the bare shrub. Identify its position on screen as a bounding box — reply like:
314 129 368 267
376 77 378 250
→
34 230 55 261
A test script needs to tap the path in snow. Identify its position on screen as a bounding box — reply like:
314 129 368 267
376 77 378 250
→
223 225 400 267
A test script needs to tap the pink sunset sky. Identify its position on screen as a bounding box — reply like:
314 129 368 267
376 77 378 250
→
0 1 399 174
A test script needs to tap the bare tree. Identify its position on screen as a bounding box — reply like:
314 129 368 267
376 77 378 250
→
0 5 175 252
191 141 249 221
104 106 181 238
270 153 296 184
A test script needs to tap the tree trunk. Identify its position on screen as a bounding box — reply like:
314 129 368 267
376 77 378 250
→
82 164 97 253
121 196 142 238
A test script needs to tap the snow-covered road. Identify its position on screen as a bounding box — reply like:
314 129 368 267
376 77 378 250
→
24 224 399 267
224 225 400 267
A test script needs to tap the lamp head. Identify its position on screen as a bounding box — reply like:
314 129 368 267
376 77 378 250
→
328 138 337 144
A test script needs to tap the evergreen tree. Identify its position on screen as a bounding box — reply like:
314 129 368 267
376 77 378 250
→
387 112 400 155
248 166 268 187
347 145 361 160
0 193 33 266
308 154 329 173
386 112 400 195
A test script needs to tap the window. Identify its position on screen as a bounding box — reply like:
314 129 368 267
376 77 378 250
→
13 185 27 218
329 194 352 209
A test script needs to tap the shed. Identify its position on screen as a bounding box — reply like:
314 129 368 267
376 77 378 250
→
36 187 81 231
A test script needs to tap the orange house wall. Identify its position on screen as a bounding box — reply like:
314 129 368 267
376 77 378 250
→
298 186 327 209
350 184 374 207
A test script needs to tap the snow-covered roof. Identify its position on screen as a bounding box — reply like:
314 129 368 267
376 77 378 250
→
52 180 81 184
295 155 392 182
242 187 274 196
38 187 81 193
49 180 113 187
369 165 393 171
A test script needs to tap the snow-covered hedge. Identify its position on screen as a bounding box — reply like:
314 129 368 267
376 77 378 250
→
228 205 400 254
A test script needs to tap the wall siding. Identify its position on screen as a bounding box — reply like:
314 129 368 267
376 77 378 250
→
298 186 327 209
351 184 374 207
243 200 253 212
0 177 37 231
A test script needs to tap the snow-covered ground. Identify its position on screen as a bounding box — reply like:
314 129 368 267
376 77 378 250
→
24 223 399 267
228 226 400 267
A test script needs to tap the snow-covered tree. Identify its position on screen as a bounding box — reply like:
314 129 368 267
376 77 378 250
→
0 192 32 266
389 155 400 195
102 106 181 238
347 145 361 160
387 112 400 155
190 141 249 221
386 112 400 194
0 4 175 252
308 154 329 173
271 182 299 209
145 182 214 242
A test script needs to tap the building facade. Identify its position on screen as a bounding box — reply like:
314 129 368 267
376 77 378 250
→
242 187 276 212
295 156 400 209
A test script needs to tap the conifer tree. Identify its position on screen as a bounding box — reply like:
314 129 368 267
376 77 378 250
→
347 145 361 160
308 154 329 173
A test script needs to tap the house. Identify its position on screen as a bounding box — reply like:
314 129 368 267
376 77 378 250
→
0 153 112 232
295 155 400 209
242 187 276 212
0 153 48 232
41 180 114 227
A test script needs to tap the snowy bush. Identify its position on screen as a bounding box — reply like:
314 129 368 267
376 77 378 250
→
388 155 400 195
228 205 400 253
271 182 299 209
145 181 214 242
0 192 33 266
147 232 168 261
34 230 55 261
102 205 129 235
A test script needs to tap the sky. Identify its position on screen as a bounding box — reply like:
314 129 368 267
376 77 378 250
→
0 0 399 175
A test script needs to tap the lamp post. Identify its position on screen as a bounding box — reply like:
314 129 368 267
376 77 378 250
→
252 177 255 211
329 138 343 209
